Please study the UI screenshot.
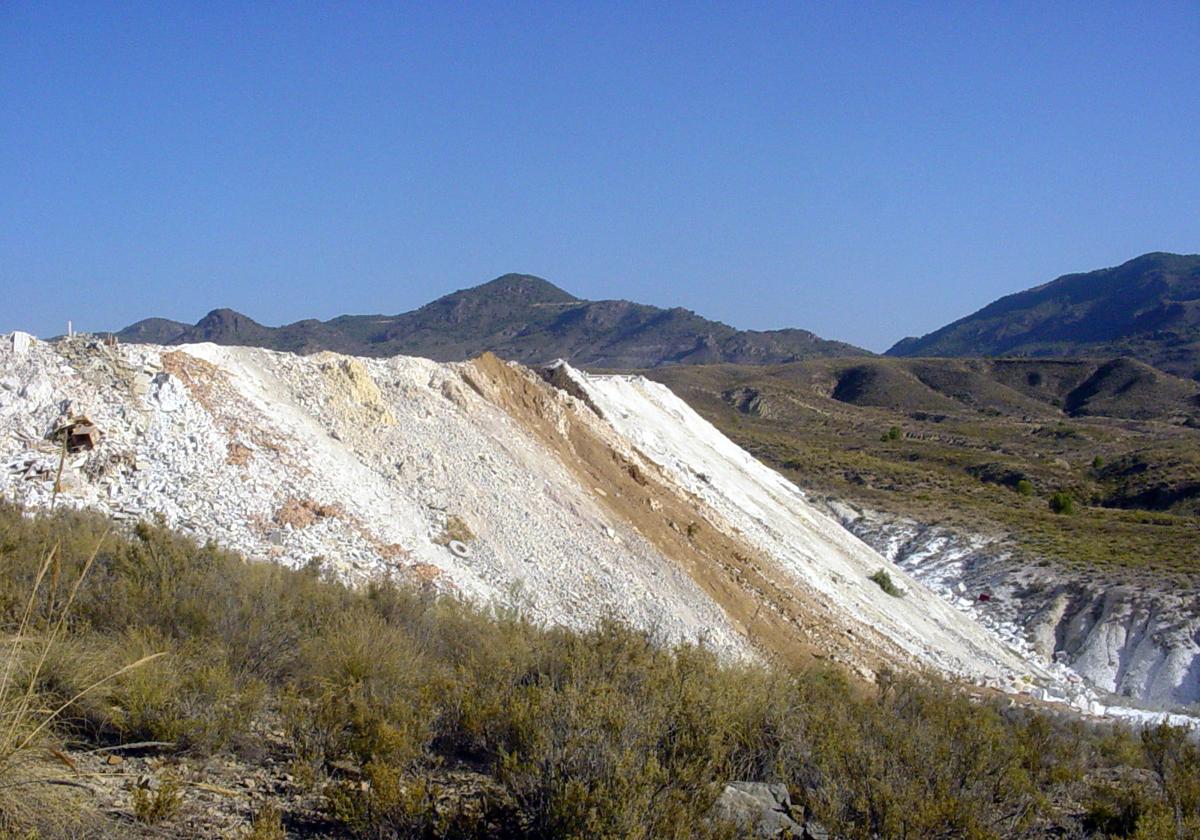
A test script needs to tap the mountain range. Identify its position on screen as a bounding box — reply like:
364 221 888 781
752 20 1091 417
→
114 274 866 368
887 252 1200 381
112 252 1200 380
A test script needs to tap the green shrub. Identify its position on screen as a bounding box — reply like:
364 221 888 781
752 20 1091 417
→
20 633 120 743
1140 722 1200 836
797 672 1082 839
1016 479 1034 496
869 569 903 597
485 624 739 839
1049 492 1075 515
1082 780 1152 837
289 610 441 769
107 631 263 754
326 763 495 839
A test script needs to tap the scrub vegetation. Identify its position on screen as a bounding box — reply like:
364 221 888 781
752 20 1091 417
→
0 502 1198 838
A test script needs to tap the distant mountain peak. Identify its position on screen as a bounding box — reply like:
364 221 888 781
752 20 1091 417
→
194 307 263 330
112 317 189 345
198 307 256 325
468 273 579 304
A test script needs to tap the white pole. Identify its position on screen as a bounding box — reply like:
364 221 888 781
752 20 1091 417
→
67 320 73 337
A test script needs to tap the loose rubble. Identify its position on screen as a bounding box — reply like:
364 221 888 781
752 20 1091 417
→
0 335 744 656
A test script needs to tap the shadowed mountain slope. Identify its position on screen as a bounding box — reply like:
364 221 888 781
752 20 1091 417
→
887 253 1200 381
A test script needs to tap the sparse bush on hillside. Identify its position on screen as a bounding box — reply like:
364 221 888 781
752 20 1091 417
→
652 365 1200 576
1140 721 1200 837
1 501 1198 838
869 569 903 597
131 774 184 824
1049 492 1075 515
240 803 286 840
1017 479 1035 496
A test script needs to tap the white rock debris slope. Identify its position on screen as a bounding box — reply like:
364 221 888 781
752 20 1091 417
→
831 505 1200 712
2 333 1080 704
560 366 1042 680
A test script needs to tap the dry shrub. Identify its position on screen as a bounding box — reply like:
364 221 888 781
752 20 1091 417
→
0 517 163 837
226 441 253 466
274 498 343 529
326 765 494 839
1140 722 1200 837
3 502 1199 839
377 543 410 561
107 632 264 754
286 610 442 771
241 802 286 840
434 515 474 545
131 774 184 824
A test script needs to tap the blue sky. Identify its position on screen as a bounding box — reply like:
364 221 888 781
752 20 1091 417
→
2 2 1197 351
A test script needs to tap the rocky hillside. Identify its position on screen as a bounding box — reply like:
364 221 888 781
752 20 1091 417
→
888 252 1200 381
12 331 1190 719
113 274 866 368
648 357 1200 520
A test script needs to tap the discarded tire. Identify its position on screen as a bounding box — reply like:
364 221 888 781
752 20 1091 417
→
447 539 471 558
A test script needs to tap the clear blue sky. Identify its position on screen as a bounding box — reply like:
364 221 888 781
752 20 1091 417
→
3 2 1197 351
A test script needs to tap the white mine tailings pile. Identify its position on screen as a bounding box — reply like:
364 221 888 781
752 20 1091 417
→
0 333 1189 724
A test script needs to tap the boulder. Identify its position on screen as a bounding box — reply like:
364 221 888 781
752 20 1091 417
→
714 781 802 837
11 332 34 355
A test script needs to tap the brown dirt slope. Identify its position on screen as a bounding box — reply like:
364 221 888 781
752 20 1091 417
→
461 353 902 676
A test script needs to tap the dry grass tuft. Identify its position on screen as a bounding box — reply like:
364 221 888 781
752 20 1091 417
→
131 774 184 824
